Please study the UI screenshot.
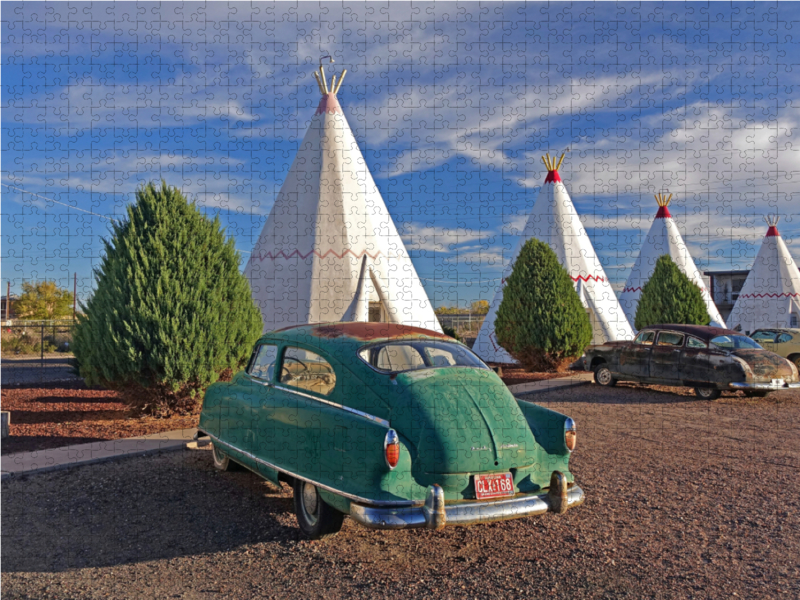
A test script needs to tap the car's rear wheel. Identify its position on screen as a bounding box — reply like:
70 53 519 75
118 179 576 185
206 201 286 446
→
790 355 800 370
594 364 617 387
293 479 345 540
211 442 240 471
694 387 721 400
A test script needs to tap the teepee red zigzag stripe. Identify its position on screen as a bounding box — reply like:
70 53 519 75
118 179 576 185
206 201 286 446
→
571 274 605 283
739 292 799 299
254 249 382 261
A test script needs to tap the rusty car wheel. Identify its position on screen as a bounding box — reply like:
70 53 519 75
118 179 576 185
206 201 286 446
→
594 365 617 387
694 387 721 401
293 479 345 540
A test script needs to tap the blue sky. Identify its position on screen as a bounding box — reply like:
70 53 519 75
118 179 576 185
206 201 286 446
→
2 2 799 308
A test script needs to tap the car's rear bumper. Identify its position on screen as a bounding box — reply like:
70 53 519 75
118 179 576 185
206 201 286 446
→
350 471 584 530
729 381 800 390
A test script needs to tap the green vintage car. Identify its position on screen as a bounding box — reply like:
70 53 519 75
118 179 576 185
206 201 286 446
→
198 322 584 539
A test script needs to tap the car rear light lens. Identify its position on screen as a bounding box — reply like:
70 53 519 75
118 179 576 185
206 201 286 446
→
384 429 400 469
564 418 577 452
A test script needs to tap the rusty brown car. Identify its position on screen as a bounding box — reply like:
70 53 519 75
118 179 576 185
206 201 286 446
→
582 324 800 399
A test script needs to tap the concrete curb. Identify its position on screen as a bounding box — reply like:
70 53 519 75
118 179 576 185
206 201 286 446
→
507 372 593 396
1 428 209 481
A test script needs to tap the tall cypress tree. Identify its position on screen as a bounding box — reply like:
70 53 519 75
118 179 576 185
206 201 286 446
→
495 238 592 372
634 254 710 329
73 181 263 415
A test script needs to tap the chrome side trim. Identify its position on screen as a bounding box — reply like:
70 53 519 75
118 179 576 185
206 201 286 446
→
245 374 273 387
729 381 800 390
207 433 415 508
350 482 585 530
273 384 390 427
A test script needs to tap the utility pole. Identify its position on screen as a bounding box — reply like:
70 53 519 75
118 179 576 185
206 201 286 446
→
5 280 9 321
73 272 77 321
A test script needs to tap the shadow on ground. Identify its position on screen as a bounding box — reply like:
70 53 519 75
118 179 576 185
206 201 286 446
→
2 450 299 572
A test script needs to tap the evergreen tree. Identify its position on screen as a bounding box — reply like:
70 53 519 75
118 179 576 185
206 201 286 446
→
73 181 263 415
495 238 592 372
634 254 710 329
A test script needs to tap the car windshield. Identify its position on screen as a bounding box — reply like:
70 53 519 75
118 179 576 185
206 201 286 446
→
358 341 489 373
710 335 763 351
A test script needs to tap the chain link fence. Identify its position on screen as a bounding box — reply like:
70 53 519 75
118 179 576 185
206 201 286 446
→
1 320 81 386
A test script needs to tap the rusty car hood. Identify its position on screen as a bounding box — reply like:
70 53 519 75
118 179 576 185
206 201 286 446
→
731 349 798 382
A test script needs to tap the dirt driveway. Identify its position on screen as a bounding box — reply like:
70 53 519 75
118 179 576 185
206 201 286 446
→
3 383 799 599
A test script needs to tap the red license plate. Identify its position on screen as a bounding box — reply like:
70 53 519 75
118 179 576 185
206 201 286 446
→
474 472 515 500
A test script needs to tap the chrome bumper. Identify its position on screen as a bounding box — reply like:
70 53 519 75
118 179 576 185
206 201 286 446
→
729 381 800 390
349 472 584 530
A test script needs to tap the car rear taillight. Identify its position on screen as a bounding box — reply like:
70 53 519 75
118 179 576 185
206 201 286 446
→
384 429 400 469
565 418 577 452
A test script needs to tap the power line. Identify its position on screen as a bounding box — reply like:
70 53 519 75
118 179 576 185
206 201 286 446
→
2 183 121 222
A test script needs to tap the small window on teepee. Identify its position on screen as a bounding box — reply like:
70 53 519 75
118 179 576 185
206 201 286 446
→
369 301 385 323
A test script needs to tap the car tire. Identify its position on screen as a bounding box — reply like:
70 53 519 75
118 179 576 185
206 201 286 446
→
211 442 239 471
791 355 800 370
293 479 345 540
594 364 617 387
694 387 721 401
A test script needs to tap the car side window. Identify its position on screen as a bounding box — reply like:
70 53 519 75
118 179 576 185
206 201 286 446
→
686 337 706 349
777 333 793 343
248 344 279 381
634 331 656 345
280 347 336 396
751 331 776 342
657 332 685 347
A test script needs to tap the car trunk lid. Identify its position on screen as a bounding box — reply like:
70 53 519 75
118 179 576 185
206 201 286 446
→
391 368 538 475
732 349 797 381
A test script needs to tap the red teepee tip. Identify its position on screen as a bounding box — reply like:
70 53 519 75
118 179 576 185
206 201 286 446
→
315 94 342 115
544 170 562 184
766 225 780 237
655 205 672 219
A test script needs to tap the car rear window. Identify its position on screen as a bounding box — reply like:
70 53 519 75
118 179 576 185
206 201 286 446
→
358 341 488 374
710 335 763 350
777 333 793 343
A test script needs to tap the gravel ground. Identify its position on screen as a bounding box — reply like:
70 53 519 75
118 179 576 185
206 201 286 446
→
3 383 799 599
0 382 198 455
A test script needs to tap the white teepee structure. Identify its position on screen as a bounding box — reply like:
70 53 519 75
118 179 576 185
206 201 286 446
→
619 193 726 329
244 65 440 333
473 154 634 364
727 216 800 333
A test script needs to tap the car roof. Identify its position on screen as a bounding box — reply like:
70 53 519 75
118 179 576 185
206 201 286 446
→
263 322 452 348
643 324 743 341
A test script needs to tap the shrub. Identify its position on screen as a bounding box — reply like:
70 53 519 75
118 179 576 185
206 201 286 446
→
494 238 592 372
72 181 263 416
634 255 710 329
441 325 460 341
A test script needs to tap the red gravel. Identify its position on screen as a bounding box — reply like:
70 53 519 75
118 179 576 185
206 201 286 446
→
0 383 198 455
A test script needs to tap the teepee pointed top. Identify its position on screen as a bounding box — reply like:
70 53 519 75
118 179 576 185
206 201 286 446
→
654 192 673 219
542 152 566 183
765 214 781 237
313 56 347 114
